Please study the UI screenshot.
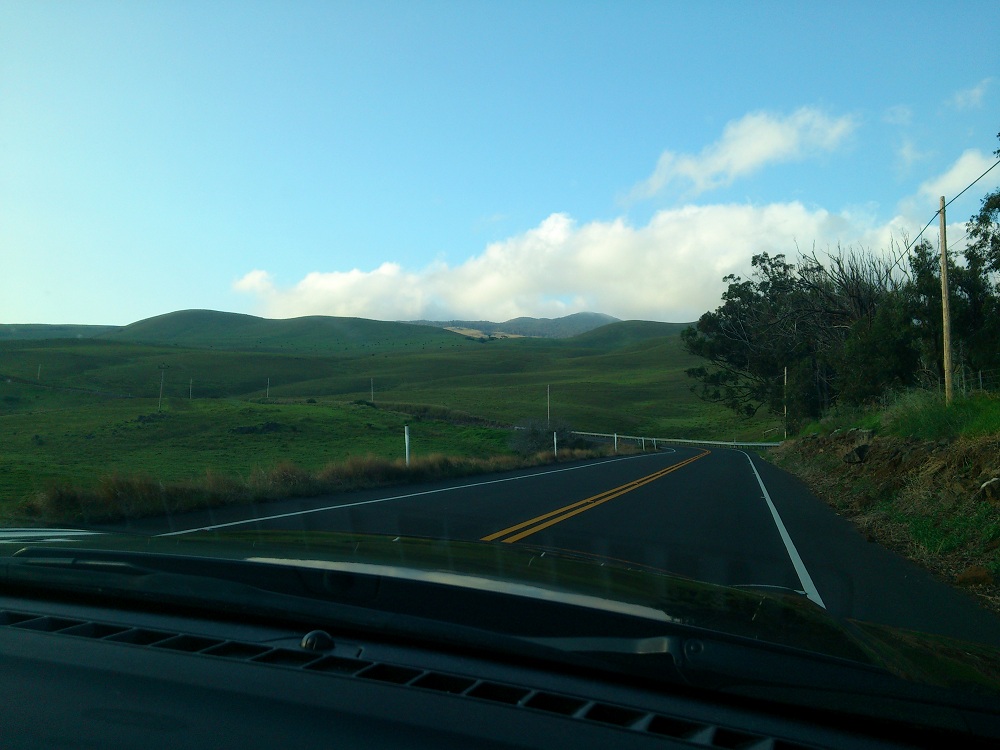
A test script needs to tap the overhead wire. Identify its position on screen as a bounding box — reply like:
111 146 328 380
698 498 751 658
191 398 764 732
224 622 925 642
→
886 155 1000 277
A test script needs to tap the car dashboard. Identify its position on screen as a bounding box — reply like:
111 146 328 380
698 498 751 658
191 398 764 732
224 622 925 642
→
0 588 963 750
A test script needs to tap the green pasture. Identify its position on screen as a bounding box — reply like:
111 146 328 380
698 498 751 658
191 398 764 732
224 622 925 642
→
0 315 780 509
0 391 509 505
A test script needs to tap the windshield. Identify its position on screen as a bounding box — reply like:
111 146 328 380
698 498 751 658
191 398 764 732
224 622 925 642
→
2 1 1000 738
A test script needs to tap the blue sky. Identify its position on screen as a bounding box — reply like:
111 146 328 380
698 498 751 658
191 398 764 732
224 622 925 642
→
2 1 998 325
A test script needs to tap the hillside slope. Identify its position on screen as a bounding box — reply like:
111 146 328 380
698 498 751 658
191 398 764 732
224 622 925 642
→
567 320 692 349
100 309 465 352
0 324 121 341
410 312 621 338
774 428 1000 613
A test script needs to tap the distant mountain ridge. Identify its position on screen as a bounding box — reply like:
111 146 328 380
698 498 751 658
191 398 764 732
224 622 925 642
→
1 310 626 345
408 312 620 339
98 309 459 352
0 310 698 355
0 323 121 341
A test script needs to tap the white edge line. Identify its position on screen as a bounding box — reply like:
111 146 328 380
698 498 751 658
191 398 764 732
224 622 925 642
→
157 448 679 537
738 451 827 609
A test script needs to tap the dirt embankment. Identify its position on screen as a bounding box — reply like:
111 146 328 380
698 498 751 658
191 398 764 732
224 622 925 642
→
772 430 1000 613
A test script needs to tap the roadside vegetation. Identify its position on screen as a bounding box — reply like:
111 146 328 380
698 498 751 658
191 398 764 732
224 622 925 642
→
0 384 640 524
683 134 1000 610
682 132 1000 429
772 390 1000 612
16 446 627 527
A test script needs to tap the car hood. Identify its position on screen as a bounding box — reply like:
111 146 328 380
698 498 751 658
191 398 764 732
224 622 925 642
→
3 527 1000 699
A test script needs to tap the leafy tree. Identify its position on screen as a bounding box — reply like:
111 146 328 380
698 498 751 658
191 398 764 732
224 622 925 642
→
682 253 828 426
684 249 912 425
967 132 1000 275
684 131 1000 425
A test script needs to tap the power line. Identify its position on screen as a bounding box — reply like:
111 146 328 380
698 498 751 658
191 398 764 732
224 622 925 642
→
949 230 969 250
944 157 1000 210
903 213 940 255
902 156 1000 256
881 156 999 280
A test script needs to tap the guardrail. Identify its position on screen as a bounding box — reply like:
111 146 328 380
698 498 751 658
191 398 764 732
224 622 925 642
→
572 431 782 450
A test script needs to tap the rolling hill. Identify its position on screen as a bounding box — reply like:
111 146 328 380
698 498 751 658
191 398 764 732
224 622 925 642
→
407 312 621 338
0 323 120 341
99 309 465 352
6 310 626 347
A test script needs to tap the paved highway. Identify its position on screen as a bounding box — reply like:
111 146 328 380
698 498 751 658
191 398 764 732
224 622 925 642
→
120 446 1000 647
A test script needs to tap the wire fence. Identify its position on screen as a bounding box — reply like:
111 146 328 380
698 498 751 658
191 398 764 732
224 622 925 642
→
916 367 1000 397
572 431 781 451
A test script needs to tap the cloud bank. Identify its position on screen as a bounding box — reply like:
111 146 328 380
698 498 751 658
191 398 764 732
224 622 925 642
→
236 202 911 324
234 117 986 325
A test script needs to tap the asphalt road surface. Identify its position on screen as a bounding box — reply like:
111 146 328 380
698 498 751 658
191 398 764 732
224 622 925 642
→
118 446 1000 648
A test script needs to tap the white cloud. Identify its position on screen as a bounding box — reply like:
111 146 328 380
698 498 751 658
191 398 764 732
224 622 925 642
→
233 269 274 294
897 139 923 166
882 105 913 126
951 78 992 109
894 137 930 175
234 262 431 320
896 149 997 219
235 204 904 324
626 107 857 201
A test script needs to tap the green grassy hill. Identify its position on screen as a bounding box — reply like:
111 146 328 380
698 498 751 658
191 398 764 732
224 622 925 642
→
409 311 620 338
101 309 466 353
566 320 691 349
0 313 779 509
0 323 120 341
0 315 767 436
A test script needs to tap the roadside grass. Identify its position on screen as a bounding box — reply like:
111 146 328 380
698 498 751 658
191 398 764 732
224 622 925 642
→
12 446 630 526
796 389 1000 442
0 384 642 525
0 396 512 509
880 390 1000 439
774 389 1000 609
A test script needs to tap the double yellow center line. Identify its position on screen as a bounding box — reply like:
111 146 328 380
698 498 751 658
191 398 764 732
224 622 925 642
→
481 450 710 544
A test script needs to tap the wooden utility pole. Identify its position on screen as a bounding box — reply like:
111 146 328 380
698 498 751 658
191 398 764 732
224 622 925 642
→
939 196 954 406
783 366 788 440
157 366 166 412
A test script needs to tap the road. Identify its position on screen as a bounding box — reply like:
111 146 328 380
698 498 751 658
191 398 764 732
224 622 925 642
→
118 446 1000 648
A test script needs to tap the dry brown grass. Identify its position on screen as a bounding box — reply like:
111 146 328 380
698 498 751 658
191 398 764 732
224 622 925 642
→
9 443 629 526
773 432 1000 614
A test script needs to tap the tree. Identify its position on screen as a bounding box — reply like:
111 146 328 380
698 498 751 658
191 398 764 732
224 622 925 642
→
684 131 1000 425
683 248 913 426
967 132 1000 275
682 253 832 426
